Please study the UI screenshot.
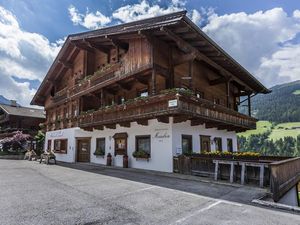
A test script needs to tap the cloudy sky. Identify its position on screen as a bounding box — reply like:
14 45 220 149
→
0 0 299 106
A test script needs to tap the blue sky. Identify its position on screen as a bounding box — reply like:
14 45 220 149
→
0 0 299 106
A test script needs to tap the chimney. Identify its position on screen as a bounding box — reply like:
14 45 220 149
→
10 100 17 107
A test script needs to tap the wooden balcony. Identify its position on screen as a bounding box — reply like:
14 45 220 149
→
52 62 152 105
78 92 257 131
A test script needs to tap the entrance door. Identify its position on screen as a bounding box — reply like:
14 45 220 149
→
200 135 211 153
77 139 90 162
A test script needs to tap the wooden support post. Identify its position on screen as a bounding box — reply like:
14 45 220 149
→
151 67 156 95
214 160 219 181
248 94 251 117
259 165 265 188
188 60 193 90
230 162 234 183
100 89 104 108
226 80 230 108
241 163 245 185
168 47 174 89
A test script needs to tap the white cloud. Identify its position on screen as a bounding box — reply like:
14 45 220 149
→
68 5 111 29
0 6 62 106
112 0 183 23
202 8 300 87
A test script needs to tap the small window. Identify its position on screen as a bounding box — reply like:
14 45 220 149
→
214 137 222 152
195 90 204 99
182 135 193 154
227 138 233 152
136 135 151 155
138 89 148 97
95 138 105 155
214 98 220 105
54 139 68 154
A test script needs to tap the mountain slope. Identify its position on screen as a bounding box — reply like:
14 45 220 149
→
240 80 300 123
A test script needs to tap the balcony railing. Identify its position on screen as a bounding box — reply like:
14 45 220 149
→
52 62 152 105
77 92 257 131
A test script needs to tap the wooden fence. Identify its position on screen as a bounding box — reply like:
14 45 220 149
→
269 157 300 202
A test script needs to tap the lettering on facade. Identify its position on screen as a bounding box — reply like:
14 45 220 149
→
154 129 170 139
49 130 64 138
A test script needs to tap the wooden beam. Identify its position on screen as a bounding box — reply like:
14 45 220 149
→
58 60 73 69
119 122 130 128
157 116 169 123
136 119 148 126
135 76 148 85
248 94 251 117
94 125 104 130
205 122 218 129
116 81 132 91
72 41 95 53
173 53 196 66
190 119 204 126
105 124 116 129
173 116 188 124
155 64 169 79
160 27 253 91
209 77 227 86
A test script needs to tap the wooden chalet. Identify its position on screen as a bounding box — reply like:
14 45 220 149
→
31 11 270 172
0 101 45 139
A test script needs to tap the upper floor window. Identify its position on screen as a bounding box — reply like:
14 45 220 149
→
195 90 204 99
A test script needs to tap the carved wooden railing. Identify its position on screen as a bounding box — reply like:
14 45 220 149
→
269 157 300 202
52 88 68 103
78 92 257 130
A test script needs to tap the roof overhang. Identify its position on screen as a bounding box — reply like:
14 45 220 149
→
31 10 270 106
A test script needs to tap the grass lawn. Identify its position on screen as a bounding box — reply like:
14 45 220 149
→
269 122 300 141
238 120 272 138
238 121 300 141
293 90 300 95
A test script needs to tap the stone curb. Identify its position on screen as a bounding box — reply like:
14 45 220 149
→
252 198 300 213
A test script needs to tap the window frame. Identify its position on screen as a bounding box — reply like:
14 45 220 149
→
135 135 151 156
214 137 222 152
182 135 193 154
227 138 233 152
95 137 106 154
53 139 68 154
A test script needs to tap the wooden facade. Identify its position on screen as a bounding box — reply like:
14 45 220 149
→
31 11 269 133
0 103 45 138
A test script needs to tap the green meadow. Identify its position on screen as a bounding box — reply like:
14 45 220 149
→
238 121 300 141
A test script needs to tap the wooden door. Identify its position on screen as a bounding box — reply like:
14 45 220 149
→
77 139 90 162
200 135 211 153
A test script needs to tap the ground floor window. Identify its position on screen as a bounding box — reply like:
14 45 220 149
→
200 135 211 153
54 139 68 154
95 138 105 156
113 133 128 156
182 135 192 154
135 135 151 155
47 140 52 151
227 138 233 152
214 137 222 152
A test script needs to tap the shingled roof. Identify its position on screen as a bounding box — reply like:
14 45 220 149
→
31 11 270 106
0 104 45 119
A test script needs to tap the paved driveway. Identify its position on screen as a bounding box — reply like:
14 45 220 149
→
0 160 299 225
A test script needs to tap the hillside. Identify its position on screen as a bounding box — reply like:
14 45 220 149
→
240 80 300 123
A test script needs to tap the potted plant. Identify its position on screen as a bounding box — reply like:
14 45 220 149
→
132 150 150 160
93 147 105 157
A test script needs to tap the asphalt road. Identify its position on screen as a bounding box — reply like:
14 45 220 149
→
0 160 299 225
